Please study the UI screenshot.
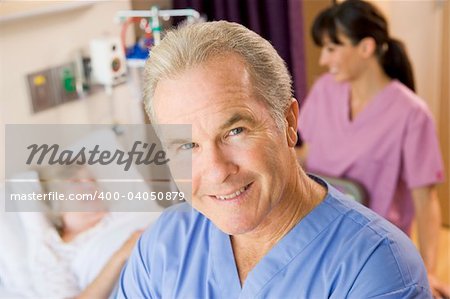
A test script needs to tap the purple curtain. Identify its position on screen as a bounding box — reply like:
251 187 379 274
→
172 0 307 103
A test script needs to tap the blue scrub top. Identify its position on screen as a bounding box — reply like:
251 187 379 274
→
117 182 431 298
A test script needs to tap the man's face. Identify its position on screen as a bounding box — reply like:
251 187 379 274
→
153 53 294 235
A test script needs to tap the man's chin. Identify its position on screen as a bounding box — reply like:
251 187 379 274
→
214 219 258 236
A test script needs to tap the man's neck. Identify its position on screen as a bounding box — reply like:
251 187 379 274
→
230 170 326 285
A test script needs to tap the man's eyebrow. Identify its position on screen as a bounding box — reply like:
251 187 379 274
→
220 113 255 130
163 138 192 147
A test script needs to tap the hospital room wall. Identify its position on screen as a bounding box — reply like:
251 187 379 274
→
438 0 449 226
0 1 146 181
303 0 450 226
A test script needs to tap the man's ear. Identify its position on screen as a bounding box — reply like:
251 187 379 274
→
359 37 376 58
285 98 299 147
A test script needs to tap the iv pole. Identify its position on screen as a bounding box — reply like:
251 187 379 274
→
116 7 201 46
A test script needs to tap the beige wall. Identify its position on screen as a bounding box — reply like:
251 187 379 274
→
303 0 332 91
0 1 152 180
382 0 444 118
438 0 449 226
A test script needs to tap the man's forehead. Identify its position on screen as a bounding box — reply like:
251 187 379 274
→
152 57 256 123
160 52 251 86
161 107 256 130
219 112 257 130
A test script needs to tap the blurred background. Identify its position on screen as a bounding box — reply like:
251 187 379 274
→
0 0 448 282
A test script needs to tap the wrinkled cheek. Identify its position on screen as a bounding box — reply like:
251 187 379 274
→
191 172 200 195
179 174 198 204
191 198 199 209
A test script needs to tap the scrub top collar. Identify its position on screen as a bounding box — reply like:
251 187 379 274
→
210 176 341 298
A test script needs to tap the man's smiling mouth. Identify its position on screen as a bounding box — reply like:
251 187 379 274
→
213 183 252 201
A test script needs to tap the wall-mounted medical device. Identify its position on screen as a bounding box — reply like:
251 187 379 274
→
89 37 127 86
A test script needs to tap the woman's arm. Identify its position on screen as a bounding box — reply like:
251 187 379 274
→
412 186 449 298
76 230 143 299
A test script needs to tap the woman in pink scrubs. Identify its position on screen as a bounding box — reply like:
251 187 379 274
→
297 0 448 297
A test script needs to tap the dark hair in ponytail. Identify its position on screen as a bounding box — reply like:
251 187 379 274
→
311 0 415 91
382 38 415 91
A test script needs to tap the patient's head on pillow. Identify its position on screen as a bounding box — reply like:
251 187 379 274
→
38 165 108 229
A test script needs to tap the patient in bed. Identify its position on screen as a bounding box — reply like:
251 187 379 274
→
0 165 158 299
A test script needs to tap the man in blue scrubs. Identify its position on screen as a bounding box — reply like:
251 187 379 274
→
118 21 432 298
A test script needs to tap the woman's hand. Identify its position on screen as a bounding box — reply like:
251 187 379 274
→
115 230 144 263
429 273 450 299
76 229 145 299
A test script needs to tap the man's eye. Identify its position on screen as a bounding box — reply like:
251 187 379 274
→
229 127 244 136
180 143 196 150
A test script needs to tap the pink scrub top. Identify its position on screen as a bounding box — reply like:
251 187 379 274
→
298 74 444 234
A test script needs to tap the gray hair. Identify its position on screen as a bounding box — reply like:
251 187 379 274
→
38 165 99 228
143 21 293 129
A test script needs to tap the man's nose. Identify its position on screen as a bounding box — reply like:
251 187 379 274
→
199 144 238 185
